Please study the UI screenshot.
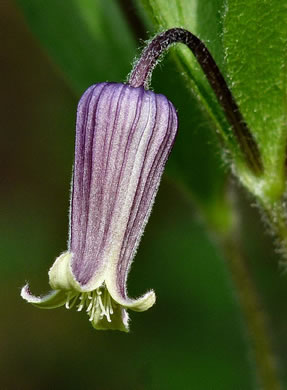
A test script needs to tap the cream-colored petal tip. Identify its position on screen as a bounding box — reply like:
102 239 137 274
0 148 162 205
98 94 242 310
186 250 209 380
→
21 284 67 309
125 290 156 312
48 251 78 291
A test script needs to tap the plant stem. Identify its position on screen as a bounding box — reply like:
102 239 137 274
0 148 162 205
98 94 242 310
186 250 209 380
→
128 28 263 175
263 199 287 259
220 231 282 390
174 175 283 389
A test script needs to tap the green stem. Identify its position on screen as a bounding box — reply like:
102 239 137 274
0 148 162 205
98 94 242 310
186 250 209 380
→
220 232 282 390
263 199 287 258
173 175 282 389
128 28 263 175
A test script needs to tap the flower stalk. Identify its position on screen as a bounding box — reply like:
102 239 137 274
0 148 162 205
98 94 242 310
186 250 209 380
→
220 230 282 390
129 28 263 176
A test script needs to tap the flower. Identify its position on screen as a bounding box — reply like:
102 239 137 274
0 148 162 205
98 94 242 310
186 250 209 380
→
21 82 177 331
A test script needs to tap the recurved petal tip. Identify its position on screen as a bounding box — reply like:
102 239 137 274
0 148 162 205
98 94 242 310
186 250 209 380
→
48 251 90 292
106 277 156 312
122 289 156 312
21 284 68 309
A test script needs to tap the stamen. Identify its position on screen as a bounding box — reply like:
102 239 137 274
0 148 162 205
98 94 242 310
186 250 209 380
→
77 293 87 312
97 289 106 316
107 294 113 315
105 308 111 323
65 286 115 323
89 292 97 322
86 295 94 312
69 294 79 309
65 292 72 309
65 292 79 310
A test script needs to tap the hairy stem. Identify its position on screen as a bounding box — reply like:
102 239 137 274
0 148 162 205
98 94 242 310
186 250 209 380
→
263 200 287 259
128 28 263 175
220 231 282 390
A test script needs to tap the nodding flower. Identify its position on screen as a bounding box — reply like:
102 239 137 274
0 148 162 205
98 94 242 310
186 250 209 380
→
21 82 178 331
22 27 258 331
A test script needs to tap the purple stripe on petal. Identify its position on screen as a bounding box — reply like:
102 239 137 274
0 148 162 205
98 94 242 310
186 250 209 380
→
83 85 145 284
81 84 126 277
115 94 178 298
70 83 110 279
69 83 177 290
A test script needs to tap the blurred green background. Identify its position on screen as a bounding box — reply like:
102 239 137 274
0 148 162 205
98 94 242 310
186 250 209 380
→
1 0 287 389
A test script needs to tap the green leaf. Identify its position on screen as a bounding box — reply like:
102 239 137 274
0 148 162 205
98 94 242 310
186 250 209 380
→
15 0 136 95
223 0 287 202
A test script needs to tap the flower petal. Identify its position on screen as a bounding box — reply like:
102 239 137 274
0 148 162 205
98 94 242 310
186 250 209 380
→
21 284 68 309
69 83 111 290
48 251 85 291
69 83 150 289
90 301 129 332
106 284 156 312
69 83 177 301
104 89 177 308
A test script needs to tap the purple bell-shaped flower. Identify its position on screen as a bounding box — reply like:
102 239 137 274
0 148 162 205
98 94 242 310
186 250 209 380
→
22 82 177 331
